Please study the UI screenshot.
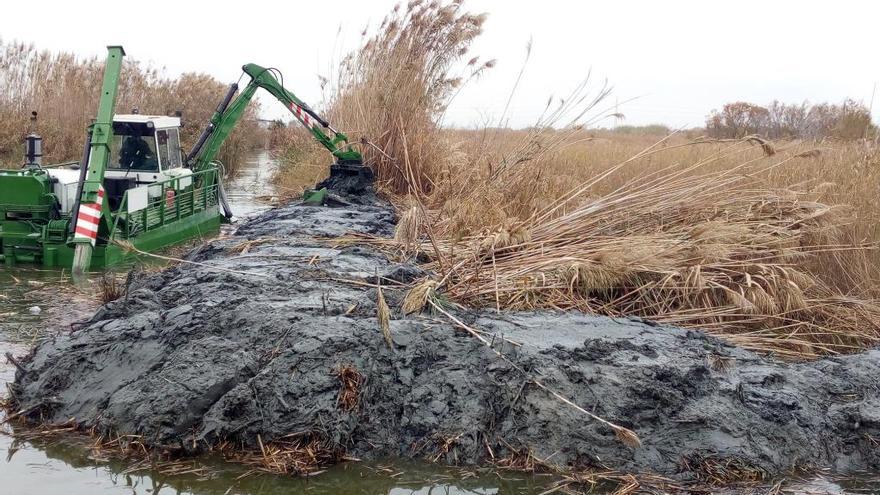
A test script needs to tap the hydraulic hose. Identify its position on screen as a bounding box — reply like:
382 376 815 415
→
186 83 239 165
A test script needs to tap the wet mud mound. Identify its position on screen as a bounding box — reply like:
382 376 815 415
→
10 191 880 480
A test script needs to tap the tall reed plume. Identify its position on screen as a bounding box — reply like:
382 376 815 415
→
283 1 880 359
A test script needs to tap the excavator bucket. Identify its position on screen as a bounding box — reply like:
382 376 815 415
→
322 161 375 195
303 161 375 205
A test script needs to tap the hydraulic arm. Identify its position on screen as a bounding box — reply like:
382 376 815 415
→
187 64 363 173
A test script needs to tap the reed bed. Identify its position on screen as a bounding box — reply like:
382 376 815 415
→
0 40 263 172
283 0 880 359
274 0 492 194
370 138 880 358
399 143 880 358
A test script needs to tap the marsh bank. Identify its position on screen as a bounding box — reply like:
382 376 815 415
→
8 164 880 486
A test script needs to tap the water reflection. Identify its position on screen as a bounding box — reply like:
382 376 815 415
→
3 431 544 495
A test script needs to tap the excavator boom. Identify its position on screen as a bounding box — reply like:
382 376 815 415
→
188 64 364 173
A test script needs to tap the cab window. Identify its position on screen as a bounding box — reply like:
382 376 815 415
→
157 130 170 170
165 128 182 169
109 122 159 171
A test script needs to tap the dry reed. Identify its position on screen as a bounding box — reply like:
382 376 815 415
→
334 364 364 412
98 273 125 303
376 283 393 348
228 433 339 476
1 408 339 478
680 453 768 486
0 40 263 172
292 1 880 360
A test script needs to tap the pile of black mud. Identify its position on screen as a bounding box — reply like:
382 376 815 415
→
10 187 880 482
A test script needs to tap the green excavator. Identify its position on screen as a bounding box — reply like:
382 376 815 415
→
0 46 372 274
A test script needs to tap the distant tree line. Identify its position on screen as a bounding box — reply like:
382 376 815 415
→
706 100 876 140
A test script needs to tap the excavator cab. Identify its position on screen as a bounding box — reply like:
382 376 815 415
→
107 115 183 175
103 115 190 210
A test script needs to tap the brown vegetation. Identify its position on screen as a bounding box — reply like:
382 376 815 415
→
334 364 364 412
272 0 491 195
228 433 340 476
1 414 337 478
0 40 263 172
97 273 125 303
280 0 880 359
706 100 876 139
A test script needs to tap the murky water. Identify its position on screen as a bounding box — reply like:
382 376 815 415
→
223 151 280 219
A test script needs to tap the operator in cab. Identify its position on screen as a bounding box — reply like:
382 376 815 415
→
118 134 156 170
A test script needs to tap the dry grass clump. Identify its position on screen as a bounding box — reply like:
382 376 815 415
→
228 433 340 476
554 471 685 495
491 444 694 494
227 237 280 255
493 444 557 472
0 40 263 172
98 273 125 303
334 364 364 411
681 453 768 486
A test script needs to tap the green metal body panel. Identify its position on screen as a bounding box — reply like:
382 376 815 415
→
0 46 227 272
74 45 125 240
0 165 224 269
0 169 56 213
1 206 220 269
0 169 57 266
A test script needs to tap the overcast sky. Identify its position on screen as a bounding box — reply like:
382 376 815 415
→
1 0 877 129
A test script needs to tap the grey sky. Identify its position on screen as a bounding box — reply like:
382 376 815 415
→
2 0 877 128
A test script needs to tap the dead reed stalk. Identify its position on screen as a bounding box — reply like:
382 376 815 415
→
98 273 125 303
377 283 393 348
228 433 339 475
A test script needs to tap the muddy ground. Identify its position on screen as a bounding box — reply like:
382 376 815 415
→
8 183 880 482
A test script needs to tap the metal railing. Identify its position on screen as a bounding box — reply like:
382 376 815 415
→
110 169 219 240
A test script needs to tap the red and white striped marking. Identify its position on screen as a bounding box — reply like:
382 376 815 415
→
290 102 322 130
73 185 104 246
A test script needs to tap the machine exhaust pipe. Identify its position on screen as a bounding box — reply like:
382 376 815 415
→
186 83 238 165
